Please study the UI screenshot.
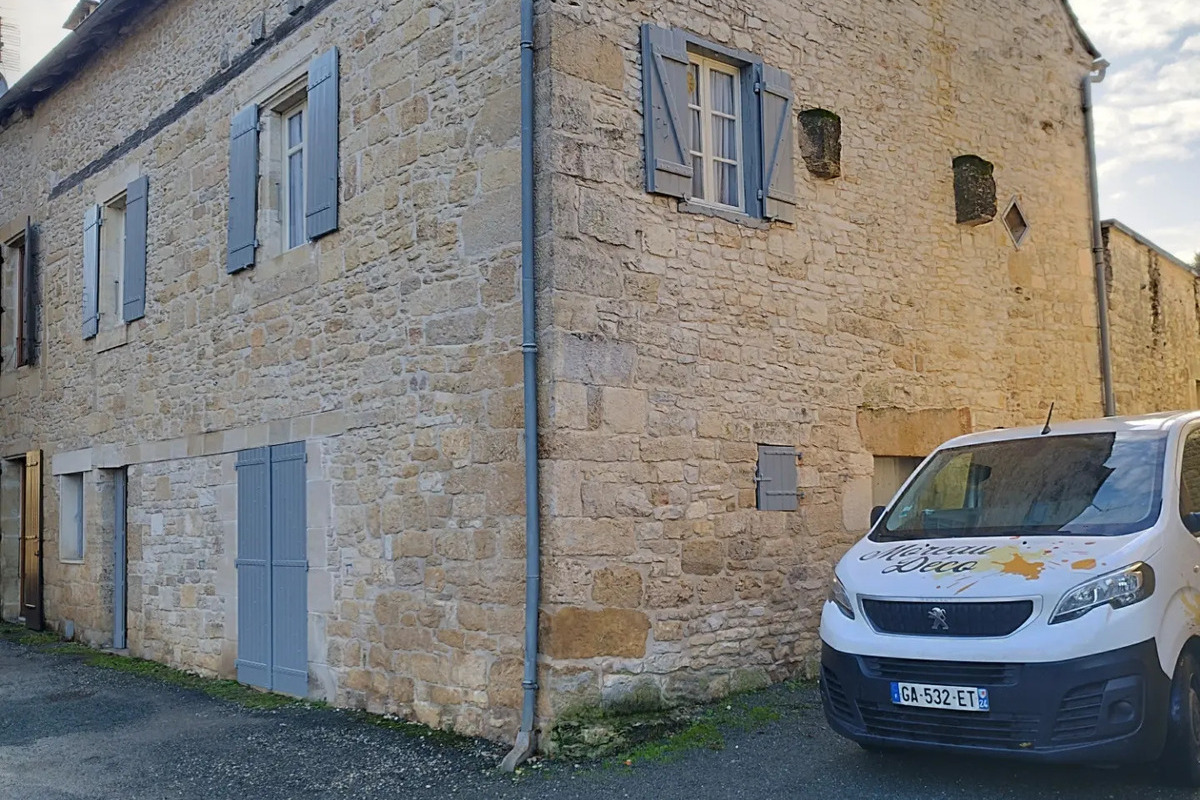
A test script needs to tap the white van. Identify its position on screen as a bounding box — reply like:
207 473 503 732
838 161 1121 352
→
820 411 1200 784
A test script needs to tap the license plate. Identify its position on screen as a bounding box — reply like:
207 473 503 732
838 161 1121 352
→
891 682 989 712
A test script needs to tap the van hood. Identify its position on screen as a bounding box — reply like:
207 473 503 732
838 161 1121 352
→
838 532 1160 602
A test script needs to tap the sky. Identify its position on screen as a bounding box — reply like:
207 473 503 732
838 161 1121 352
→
0 0 1196 262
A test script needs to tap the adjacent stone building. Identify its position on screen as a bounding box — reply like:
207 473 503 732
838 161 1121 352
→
0 0 1187 748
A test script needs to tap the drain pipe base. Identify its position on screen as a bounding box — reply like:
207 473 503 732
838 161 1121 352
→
500 730 537 773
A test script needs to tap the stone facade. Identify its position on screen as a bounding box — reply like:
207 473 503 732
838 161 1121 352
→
1104 220 1200 415
0 0 1181 748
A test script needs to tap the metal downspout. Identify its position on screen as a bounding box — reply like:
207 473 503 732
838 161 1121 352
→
500 0 540 773
1083 58 1116 417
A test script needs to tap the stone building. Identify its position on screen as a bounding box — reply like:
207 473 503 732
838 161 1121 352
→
0 0 1185 749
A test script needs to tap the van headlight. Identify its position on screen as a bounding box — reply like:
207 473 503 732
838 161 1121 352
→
829 574 855 619
1049 562 1154 624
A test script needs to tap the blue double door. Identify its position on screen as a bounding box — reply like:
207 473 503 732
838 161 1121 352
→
235 442 308 696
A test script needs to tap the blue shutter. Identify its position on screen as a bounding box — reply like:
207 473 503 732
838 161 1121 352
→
640 25 692 199
235 447 272 690
82 204 101 339
269 441 308 697
122 176 148 321
227 104 259 273
20 216 35 366
757 64 796 223
305 48 339 240
756 445 798 511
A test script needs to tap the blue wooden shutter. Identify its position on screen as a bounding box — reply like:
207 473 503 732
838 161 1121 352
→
757 64 796 223
305 48 339 240
640 25 692 199
269 442 308 697
82 204 101 339
227 104 259 273
20 217 35 366
235 447 272 690
756 445 798 511
122 176 148 321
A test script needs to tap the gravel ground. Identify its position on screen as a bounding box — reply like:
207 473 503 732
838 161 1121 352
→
2 637 1199 799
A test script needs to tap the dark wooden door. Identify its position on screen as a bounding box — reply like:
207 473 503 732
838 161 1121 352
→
19 451 42 631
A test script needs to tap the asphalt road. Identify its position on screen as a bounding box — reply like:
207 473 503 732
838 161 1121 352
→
2 637 1198 799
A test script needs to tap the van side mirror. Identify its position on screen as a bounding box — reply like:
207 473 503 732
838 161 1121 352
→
870 506 886 527
1185 513 1200 535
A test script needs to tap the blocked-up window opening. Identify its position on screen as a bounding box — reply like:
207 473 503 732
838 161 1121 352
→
756 444 798 511
59 473 85 562
1 233 25 369
872 456 923 507
952 155 996 226
798 109 841 179
99 194 127 332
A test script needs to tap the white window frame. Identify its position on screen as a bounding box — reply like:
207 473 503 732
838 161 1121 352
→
59 472 85 563
99 193 127 331
687 54 744 213
280 99 308 252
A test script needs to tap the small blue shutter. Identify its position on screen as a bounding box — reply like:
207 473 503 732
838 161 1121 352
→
640 25 692 199
757 64 796 223
305 48 339 240
82 204 101 339
756 445 798 511
227 104 259 273
269 441 308 697
122 176 148 321
235 447 272 690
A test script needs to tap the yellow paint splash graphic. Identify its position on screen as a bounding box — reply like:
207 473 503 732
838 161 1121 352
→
1070 558 1097 571
970 546 1050 581
1183 592 1200 628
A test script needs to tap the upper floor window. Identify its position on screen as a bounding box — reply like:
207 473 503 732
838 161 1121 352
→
687 56 743 211
99 192 127 333
281 100 308 251
1 217 36 369
641 25 796 224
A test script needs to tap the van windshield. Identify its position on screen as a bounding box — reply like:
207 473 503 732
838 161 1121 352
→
874 431 1167 541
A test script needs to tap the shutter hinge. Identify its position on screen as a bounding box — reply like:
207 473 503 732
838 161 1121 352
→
757 189 764 200
253 239 260 248
753 81 762 94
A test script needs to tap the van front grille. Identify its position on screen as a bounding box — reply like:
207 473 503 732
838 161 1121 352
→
861 599 1034 637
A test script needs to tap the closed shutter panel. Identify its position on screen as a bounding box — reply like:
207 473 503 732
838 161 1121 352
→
21 451 43 631
235 447 272 690
82 205 101 339
227 104 260 273
20 217 35 366
269 442 308 697
756 445 798 511
305 48 339 240
758 64 796 223
640 24 693 199
122 176 149 321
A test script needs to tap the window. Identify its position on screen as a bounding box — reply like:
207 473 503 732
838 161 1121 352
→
59 473 85 562
641 25 795 223
227 48 340 274
1180 430 1200 523
1 232 25 368
687 56 742 210
99 193 127 332
281 101 307 250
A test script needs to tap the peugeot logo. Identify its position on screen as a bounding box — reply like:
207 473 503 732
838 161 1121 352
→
928 607 950 631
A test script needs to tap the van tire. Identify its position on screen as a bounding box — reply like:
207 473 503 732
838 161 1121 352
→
1161 650 1200 787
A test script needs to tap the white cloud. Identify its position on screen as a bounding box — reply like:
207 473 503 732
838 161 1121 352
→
1069 0 1200 56
1 0 77 83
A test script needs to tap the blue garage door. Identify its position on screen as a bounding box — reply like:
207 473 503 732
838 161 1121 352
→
235 442 308 696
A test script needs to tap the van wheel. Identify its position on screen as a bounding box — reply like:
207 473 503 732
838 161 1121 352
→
1162 650 1200 787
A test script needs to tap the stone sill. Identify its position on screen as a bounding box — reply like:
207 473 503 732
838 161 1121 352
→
95 325 128 353
678 201 769 230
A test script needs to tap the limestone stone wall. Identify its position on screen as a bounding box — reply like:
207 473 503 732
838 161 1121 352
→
535 0 1104 719
0 0 528 741
1105 221 1200 415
